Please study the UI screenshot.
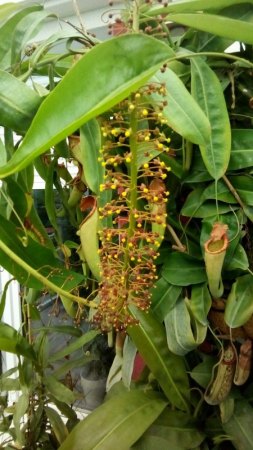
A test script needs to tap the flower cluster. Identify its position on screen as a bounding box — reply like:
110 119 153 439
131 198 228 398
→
94 84 171 331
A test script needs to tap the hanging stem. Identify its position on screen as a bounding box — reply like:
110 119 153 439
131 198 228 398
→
166 51 253 69
132 0 141 33
222 175 246 210
167 223 186 252
128 105 138 239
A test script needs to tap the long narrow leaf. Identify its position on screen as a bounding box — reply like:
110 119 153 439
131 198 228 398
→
0 6 42 69
0 3 26 20
0 278 14 320
229 129 253 170
0 215 84 291
147 0 253 15
152 69 210 146
225 275 253 328
132 409 205 450
128 307 190 412
0 34 174 178
58 390 167 450
80 119 103 195
169 13 253 45
45 406 69 445
48 329 99 362
0 70 42 132
0 322 35 359
164 298 207 355
11 10 55 67
223 400 253 450
191 57 231 180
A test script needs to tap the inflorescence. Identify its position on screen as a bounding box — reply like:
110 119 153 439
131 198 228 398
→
94 83 171 332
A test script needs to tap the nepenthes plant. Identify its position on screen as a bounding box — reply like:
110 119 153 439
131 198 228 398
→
0 1 253 449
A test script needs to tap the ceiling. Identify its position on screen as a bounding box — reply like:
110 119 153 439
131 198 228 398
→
43 0 111 18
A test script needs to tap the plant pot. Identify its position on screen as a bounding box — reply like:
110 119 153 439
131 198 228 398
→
80 372 107 411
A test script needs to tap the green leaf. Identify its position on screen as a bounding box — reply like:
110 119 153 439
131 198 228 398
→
227 176 253 206
152 69 210 146
220 397 234 425
28 29 86 70
190 283 212 326
0 277 14 320
0 322 35 359
201 180 235 204
151 277 182 321
162 253 207 286
0 6 42 70
35 325 82 337
0 214 84 290
48 329 99 362
137 142 163 169
53 399 78 423
191 57 231 180
160 153 183 179
190 357 216 388
13 392 29 445
45 406 69 444
181 188 235 217
77 197 101 280
11 10 55 68
106 354 123 392
164 298 207 355
80 120 104 195
132 409 205 450
169 13 253 46
44 375 77 404
0 377 20 391
45 159 62 242
0 138 6 166
148 0 253 15
128 307 190 412
0 70 42 133
0 34 174 178
122 337 137 389
226 244 249 271
53 355 96 379
223 400 253 450
0 369 20 391
58 390 168 450
225 274 253 328
0 3 27 20
229 129 253 170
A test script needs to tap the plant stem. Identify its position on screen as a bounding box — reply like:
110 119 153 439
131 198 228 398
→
167 51 253 69
72 0 86 34
128 106 138 238
183 140 193 172
132 0 140 33
222 175 246 210
167 223 186 252
0 240 97 308
4 128 14 157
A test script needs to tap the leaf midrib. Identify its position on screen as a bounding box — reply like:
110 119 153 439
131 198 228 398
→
139 322 188 411
93 399 162 450
191 59 216 173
